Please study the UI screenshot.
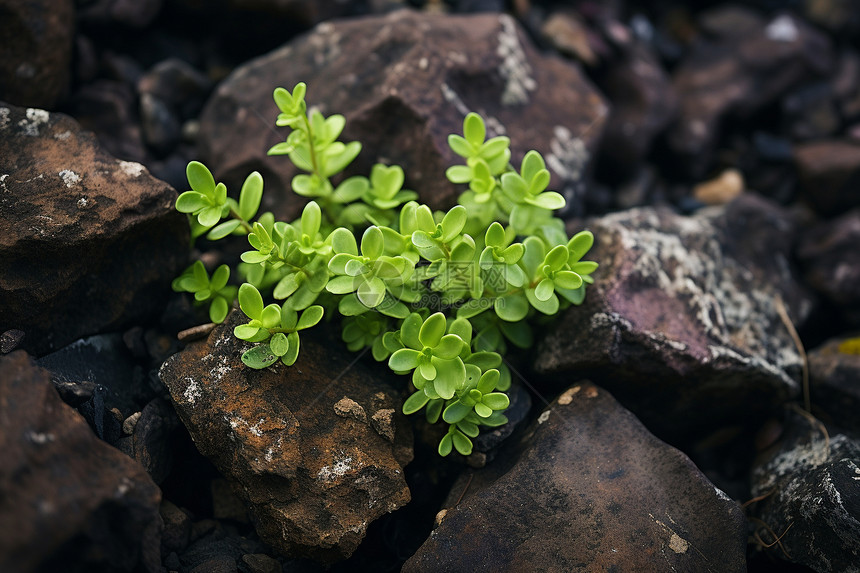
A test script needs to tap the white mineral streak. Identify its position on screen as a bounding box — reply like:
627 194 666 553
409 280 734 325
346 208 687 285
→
119 160 145 177
546 125 589 182
497 15 535 105
59 170 81 188
766 15 799 43
19 108 50 136
0 107 11 129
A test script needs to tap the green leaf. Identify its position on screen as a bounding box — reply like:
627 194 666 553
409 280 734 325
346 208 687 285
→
330 227 358 255
389 348 420 371
570 261 598 276
361 226 384 260
280 306 298 330
553 270 583 290
442 401 472 424
273 273 301 299
463 113 485 145
209 297 229 323
477 369 500 394
186 161 216 194
419 312 447 348
568 230 594 262
241 344 278 369
338 294 369 316
448 134 472 157
482 392 510 410
238 283 264 319
440 206 467 242
400 313 423 350
357 276 386 308
333 176 369 203
234 324 261 340
327 275 358 295
239 171 263 220
451 430 473 455
296 305 324 330
535 278 555 301
192 260 208 288
438 433 453 457
198 206 222 227
474 403 493 418
446 165 472 184
434 334 464 359
526 288 559 315
270 332 289 356
498 320 532 348
207 219 242 240
403 390 430 415
282 331 300 365
545 245 570 270
531 191 565 210
495 292 529 322
457 299 490 319
485 222 505 247
433 357 465 399
467 352 502 371
241 251 269 264
301 201 322 238
261 304 281 328
175 191 208 212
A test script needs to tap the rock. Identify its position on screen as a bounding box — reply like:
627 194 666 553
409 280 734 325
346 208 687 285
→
797 208 860 309
0 351 162 573
78 0 164 27
240 553 282 573
0 0 75 109
198 10 607 220
159 311 413 562
470 381 530 465
138 58 213 120
782 81 840 140
117 398 180 483
692 168 745 205
794 140 860 216
750 408 860 571
535 194 813 442
66 79 148 163
403 381 747 572
0 102 188 355
161 499 192 555
667 12 832 176
178 521 268 572
140 92 182 156
808 336 860 435
596 40 677 183
0 328 24 354
540 11 597 66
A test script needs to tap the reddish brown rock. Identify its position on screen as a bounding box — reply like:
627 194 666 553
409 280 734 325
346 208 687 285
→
198 10 607 220
403 382 747 572
536 194 813 441
667 11 832 176
0 102 188 355
0 0 75 109
794 140 860 216
0 351 162 573
158 311 413 562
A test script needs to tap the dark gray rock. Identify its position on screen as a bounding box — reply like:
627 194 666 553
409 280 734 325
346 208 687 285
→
160 499 192 555
0 351 163 573
138 58 213 120
78 0 164 27
117 398 180 483
140 93 181 156
159 311 413 562
0 0 75 109
536 194 813 442
809 336 860 436
0 102 188 355
403 381 747 572
798 208 860 309
667 12 832 176
198 10 607 221
750 408 860 572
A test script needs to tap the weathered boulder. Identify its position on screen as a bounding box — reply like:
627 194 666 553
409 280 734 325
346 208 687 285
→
535 194 812 441
0 0 75 109
117 398 181 484
158 310 413 562
0 102 188 355
0 351 163 573
667 10 832 176
794 140 860 216
798 208 860 309
750 408 860 572
403 382 747 572
198 9 607 220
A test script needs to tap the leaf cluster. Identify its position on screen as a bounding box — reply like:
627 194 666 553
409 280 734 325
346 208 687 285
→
172 83 598 457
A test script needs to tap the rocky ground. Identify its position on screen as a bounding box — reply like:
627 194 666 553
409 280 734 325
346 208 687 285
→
1 0 859 571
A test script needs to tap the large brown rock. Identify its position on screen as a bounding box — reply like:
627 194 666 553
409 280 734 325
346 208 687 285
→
535 194 813 441
667 10 832 176
198 9 607 219
0 102 188 355
794 140 860 217
0 0 75 109
0 351 162 573
403 382 747 572
158 311 413 562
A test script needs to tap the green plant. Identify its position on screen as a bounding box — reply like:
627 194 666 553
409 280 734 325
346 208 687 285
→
173 82 597 457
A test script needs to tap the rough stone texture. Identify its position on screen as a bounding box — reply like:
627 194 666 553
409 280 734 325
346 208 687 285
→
0 351 162 573
667 11 832 176
798 208 860 308
198 10 607 220
117 398 180 484
750 408 860 572
158 311 413 562
403 382 747 573
794 140 860 216
596 41 677 183
809 336 860 436
0 102 188 355
0 0 75 109
535 194 812 441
